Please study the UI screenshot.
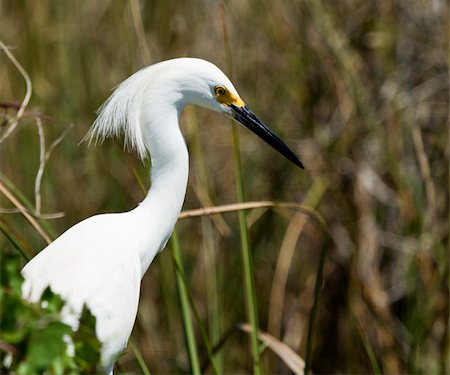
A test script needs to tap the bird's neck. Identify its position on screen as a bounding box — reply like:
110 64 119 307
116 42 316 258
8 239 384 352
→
133 103 189 276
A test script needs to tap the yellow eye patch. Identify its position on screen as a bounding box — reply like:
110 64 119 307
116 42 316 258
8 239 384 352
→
214 85 245 107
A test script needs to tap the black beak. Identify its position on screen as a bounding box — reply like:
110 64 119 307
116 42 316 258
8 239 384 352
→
230 104 304 169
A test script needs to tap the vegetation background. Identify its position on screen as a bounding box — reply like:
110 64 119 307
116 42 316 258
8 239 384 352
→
0 0 448 374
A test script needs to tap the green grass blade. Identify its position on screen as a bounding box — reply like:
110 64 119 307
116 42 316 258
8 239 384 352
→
201 217 223 372
231 125 262 375
170 233 219 374
353 318 382 375
305 235 330 375
170 229 201 375
128 339 151 375
220 3 262 372
188 106 224 373
0 219 31 261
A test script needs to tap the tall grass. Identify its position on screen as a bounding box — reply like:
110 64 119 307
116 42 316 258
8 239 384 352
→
221 3 262 373
1 0 448 374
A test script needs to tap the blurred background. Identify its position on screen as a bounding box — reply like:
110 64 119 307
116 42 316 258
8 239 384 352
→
1 0 448 374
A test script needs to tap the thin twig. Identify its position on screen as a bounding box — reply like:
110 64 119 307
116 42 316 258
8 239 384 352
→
179 200 328 236
35 118 45 214
34 122 74 216
0 40 32 143
0 102 52 121
1 121 73 219
45 123 74 161
0 179 52 244
0 207 64 219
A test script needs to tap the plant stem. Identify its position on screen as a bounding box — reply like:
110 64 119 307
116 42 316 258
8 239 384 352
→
305 235 329 374
231 124 262 375
129 339 151 375
220 2 262 372
189 106 224 373
170 230 201 375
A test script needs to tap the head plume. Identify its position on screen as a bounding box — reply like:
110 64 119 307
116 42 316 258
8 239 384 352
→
85 65 163 159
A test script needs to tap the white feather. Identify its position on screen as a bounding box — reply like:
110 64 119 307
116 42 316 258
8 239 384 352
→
85 64 161 159
22 58 239 373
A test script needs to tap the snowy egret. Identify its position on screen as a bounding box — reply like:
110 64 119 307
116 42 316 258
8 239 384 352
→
21 58 303 373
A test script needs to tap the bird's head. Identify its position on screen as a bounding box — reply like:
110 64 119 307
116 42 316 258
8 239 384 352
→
88 58 303 168
170 58 304 169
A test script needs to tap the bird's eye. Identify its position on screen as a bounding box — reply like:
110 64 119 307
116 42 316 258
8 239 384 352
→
214 86 226 96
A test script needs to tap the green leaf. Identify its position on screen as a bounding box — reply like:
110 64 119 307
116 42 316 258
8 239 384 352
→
0 252 102 373
26 320 71 370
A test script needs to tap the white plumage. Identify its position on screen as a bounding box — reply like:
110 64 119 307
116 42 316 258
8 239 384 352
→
21 58 302 373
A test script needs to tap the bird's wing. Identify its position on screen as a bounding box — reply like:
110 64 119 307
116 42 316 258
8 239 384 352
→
21 213 142 369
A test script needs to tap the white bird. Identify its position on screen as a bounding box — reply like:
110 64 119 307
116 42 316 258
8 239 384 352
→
21 58 303 373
